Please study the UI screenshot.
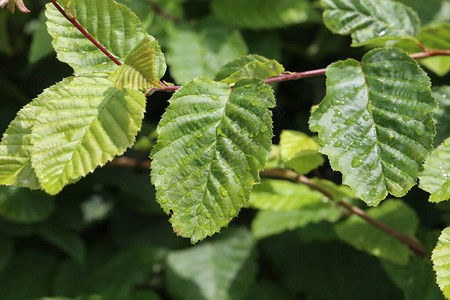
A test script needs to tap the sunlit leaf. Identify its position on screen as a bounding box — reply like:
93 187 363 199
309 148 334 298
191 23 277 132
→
31 73 146 195
419 137 450 203
309 48 437 205
151 77 274 242
279 130 324 174
432 226 450 299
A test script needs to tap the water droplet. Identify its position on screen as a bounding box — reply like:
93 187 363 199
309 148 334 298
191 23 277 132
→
159 170 165 175
184 207 191 213
229 207 237 215
362 115 370 121
164 179 169 184
388 133 394 140
224 171 229 175
351 157 364 168
210 95 219 101
206 212 212 219
194 104 199 109
164 154 169 158
187 142 192 148
220 187 228 197
161 199 168 204
185 191 192 197
196 205 204 214
333 140 343 147
196 133 203 138
415 128 424 136
244 83 253 88
331 118 337 124
334 110 342 118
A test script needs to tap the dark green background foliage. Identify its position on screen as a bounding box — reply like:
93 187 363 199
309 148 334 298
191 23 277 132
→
0 0 449 299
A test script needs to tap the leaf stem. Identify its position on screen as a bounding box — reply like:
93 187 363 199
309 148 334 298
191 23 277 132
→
261 168 427 258
49 0 122 66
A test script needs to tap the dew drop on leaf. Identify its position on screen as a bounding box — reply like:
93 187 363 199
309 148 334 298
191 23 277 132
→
220 186 228 197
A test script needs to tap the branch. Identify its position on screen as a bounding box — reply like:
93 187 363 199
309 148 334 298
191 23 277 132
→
49 2 450 94
148 0 182 23
106 157 151 170
49 0 122 66
261 168 427 258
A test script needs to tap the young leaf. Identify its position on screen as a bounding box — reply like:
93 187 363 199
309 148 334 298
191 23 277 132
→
109 36 163 91
45 0 166 76
0 100 43 190
432 86 450 146
211 0 320 29
165 228 256 300
335 199 419 265
31 73 146 195
166 17 247 84
249 179 325 211
419 137 450 203
279 130 324 174
215 54 284 84
151 77 275 242
321 0 421 46
432 226 450 299
0 187 54 223
309 48 437 205
251 205 341 239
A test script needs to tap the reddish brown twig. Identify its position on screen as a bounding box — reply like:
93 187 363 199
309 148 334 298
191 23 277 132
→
261 169 426 258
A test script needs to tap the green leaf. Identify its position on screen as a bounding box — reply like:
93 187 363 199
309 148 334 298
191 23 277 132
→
109 36 163 91
382 250 445 300
419 137 450 203
432 226 450 299
0 250 58 300
0 235 13 273
0 187 54 223
418 24 450 76
251 203 341 239
54 246 165 300
433 86 450 146
321 0 421 46
249 179 325 211
309 48 437 205
279 130 324 174
165 228 256 300
37 225 86 264
151 77 275 242
131 291 160 300
215 54 284 84
335 199 419 265
245 281 295 300
0 100 43 190
262 234 403 300
46 0 166 76
211 0 320 29
29 11 54 63
396 0 450 26
31 73 146 195
166 17 247 84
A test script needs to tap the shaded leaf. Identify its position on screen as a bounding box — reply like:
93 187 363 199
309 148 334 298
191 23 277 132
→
0 187 54 223
432 86 450 146
419 137 450 203
0 250 58 300
37 225 86 264
30 73 146 195
418 24 450 76
211 0 320 29
151 77 275 242
279 130 324 174
249 179 324 211
396 0 450 26
109 36 163 91
29 11 54 63
215 54 284 84
46 0 166 76
165 228 256 300
251 203 341 239
309 48 437 205
0 234 13 272
335 199 419 264
432 226 450 299
166 17 247 84
321 0 421 46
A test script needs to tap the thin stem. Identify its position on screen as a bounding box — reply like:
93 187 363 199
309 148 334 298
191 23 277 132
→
410 49 450 59
49 0 122 66
148 0 182 23
261 168 426 258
